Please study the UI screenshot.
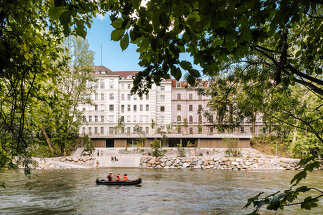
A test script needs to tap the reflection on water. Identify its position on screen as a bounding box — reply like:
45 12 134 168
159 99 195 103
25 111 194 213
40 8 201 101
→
0 168 322 215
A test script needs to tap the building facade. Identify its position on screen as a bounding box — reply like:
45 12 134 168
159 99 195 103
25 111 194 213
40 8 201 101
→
80 66 259 148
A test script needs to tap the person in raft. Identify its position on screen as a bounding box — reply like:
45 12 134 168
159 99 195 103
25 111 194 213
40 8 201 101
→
116 173 121 181
123 174 128 181
107 172 113 181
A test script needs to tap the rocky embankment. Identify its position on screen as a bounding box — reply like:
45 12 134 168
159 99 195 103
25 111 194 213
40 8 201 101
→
140 156 300 170
140 148 301 170
32 156 96 169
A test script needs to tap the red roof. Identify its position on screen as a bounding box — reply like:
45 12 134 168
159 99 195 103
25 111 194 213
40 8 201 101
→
171 79 208 88
93 66 115 75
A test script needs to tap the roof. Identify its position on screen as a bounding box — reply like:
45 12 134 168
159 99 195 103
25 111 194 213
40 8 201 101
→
93 66 114 75
171 80 209 88
113 71 138 77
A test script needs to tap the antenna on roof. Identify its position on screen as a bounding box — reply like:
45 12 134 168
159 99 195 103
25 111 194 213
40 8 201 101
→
101 44 102 66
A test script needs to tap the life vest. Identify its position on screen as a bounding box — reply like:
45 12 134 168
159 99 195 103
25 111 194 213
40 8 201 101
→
123 176 128 181
116 174 121 180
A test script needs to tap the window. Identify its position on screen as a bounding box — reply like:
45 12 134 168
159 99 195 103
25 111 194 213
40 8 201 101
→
109 93 114 100
140 105 143 111
198 104 202 111
176 81 181 88
177 93 181 100
109 79 114 88
177 116 181 123
140 96 143 100
177 104 181 111
198 95 202 100
241 127 245 134
189 105 193 111
189 115 193 124
210 127 213 134
101 93 105 100
146 94 149 100
82 107 86 111
109 127 113 134
95 93 98 100
95 116 98 122
121 84 124 89
121 94 124 100
100 79 105 89
95 105 98 111
89 116 92 122
127 94 131 100
133 105 137 111
121 105 125 113
160 95 165 101
133 115 137 122
109 115 114 122
146 104 149 111
89 127 92 135
160 106 165 112
145 116 149 122
145 127 149 134
109 105 114 111
127 105 130 111
101 116 104 122
190 127 193 134
127 127 130 134
101 127 104 134
189 94 193 100
160 116 165 123
177 127 181 134
127 84 131 89
209 115 214 123
127 115 130 122
139 115 143 122
161 86 165 91
198 115 202 124
82 127 85 134
133 95 137 100
94 127 98 134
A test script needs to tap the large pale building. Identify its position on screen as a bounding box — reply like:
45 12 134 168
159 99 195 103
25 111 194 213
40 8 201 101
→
80 66 259 148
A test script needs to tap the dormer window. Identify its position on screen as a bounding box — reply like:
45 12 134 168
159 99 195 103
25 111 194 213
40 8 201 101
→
176 81 181 88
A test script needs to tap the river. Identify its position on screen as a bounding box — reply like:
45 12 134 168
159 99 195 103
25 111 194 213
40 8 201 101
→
0 169 322 214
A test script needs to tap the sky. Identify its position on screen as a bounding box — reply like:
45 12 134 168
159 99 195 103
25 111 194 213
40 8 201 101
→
86 15 142 71
86 15 202 75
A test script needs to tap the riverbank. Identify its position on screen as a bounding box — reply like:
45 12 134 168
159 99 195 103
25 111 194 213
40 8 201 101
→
24 147 315 171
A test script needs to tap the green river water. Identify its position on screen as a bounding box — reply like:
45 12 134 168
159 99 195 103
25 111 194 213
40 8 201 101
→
0 168 322 214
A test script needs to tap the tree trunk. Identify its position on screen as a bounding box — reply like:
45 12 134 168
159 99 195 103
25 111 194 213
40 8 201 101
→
252 112 256 135
41 124 54 153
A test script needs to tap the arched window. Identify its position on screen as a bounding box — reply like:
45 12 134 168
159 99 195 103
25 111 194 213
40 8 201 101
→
198 115 202 124
189 116 193 124
177 115 181 123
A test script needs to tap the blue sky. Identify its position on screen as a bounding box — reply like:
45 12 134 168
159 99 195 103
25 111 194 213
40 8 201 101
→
86 15 142 71
86 15 202 76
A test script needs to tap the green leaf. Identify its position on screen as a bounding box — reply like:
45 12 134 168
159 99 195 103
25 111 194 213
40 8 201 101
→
171 67 181 80
180 60 192 70
59 11 72 27
187 75 195 85
189 69 201 77
120 33 129 51
112 18 124 29
48 6 65 20
301 196 319 210
111 29 125 41
291 171 307 185
159 12 169 27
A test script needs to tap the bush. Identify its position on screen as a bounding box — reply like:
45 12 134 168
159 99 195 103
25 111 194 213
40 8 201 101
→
223 138 241 157
151 139 163 157
177 143 186 157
